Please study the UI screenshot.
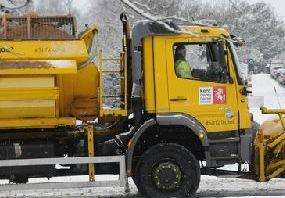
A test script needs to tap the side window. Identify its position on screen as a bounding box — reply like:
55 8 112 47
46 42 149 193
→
173 42 231 83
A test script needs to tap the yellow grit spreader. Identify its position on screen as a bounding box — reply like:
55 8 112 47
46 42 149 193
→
0 13 283 197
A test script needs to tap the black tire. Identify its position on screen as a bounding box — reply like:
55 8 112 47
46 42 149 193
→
132 174 144 196
136 143 200 198
10 175 28 184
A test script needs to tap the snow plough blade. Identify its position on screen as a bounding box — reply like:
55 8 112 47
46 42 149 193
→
254 107 285 181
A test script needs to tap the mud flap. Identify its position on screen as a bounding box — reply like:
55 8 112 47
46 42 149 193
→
240 134 253 163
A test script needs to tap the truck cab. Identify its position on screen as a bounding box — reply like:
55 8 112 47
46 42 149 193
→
127 21 254 197
143 26 251 132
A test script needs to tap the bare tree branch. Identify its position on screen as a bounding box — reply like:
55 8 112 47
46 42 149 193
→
119 0 197 35
1 0 31 12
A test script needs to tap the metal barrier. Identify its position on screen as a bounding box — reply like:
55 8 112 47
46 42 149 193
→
0 156 130 193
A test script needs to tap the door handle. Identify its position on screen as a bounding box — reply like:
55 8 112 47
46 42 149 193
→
170 97 188 102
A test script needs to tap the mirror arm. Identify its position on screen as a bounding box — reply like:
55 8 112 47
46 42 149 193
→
240 87 252 96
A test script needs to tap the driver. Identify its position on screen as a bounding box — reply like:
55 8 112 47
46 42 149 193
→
174 45 191 78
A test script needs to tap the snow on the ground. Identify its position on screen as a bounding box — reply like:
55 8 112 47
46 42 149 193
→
0 74 284 197
0 175 284 197
198 176 285 197
250 74 285 124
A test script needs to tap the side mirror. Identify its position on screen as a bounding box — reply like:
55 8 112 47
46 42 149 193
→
230 35 245 47
240 87 252 96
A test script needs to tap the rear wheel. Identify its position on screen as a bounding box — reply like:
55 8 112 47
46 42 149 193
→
136 143 200 198
10 175 28 184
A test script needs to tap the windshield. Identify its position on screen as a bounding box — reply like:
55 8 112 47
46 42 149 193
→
173 41 230 83
229 41 246 85
278 69 285 73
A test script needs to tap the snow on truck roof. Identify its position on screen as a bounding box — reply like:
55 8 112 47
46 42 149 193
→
133 20 230 38
180 25 230 37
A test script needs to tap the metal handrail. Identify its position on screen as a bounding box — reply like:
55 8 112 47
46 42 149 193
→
0 155 129 193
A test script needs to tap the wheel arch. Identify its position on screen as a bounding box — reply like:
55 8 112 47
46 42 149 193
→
126 113 208 175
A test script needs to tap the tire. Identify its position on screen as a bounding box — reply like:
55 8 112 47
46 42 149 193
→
132 174 144 196
136 143 200 198
10 175 28 184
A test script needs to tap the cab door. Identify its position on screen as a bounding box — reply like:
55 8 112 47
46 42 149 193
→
166 38 239 133
228 42 251 130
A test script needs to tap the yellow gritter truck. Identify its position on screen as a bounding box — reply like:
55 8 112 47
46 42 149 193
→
0 13 283 197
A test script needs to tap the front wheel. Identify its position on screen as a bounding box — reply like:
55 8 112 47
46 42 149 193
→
136 143 200 198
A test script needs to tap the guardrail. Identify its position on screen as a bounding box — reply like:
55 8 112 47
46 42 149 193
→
0 156 130 193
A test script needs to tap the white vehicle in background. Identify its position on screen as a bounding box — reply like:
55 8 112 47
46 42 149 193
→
274 68 285 80
270 65 283 79
277 69 285 85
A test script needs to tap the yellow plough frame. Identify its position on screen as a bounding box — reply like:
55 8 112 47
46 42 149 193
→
255 107 285 181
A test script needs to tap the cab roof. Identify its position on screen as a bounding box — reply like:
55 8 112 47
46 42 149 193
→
180 25 230 38
132 20 230 39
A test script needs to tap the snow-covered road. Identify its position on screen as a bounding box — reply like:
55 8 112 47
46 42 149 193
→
250 74 285 124
0 176 284 197
0 74 284 197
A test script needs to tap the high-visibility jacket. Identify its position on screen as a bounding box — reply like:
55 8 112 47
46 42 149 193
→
175 60 191 78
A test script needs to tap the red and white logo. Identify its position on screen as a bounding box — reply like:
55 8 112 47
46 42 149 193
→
213 86 226 104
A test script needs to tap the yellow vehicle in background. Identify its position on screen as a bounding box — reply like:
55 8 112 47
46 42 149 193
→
0 13 283 197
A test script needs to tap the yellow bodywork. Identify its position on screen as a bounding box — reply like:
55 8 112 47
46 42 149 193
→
143 26 251 133
0 40 89 62
0 14 283 183
0 25 106 129
255 107 285 181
